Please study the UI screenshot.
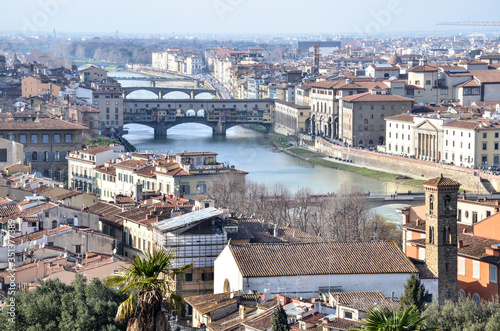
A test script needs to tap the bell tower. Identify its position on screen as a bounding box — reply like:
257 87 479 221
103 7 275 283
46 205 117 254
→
424 174 460 304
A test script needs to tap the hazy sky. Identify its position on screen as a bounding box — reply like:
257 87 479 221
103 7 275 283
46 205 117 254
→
2 0 499 36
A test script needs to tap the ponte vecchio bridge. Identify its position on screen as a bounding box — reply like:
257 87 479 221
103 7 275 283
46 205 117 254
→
123 97 273 137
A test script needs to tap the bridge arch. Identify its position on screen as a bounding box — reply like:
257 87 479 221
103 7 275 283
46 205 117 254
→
197 109 205 117
124 89 159 99
186 109 196 117
163 91 190 99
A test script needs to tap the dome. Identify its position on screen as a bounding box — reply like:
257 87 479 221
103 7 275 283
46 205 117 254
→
388 53 402 65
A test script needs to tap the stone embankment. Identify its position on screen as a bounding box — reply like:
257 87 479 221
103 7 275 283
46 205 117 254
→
315 138 497 194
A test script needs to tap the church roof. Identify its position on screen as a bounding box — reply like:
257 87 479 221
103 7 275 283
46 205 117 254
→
228 241 418 277
423 174 461 187
388 53 403 65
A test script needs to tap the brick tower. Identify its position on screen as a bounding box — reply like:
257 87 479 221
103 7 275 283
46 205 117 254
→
423 174 460 304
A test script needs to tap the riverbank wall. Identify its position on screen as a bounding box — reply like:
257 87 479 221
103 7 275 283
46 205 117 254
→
315 138 496 194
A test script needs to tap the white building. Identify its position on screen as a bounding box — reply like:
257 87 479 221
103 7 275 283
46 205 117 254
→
67 146 120 193
214 241 419 299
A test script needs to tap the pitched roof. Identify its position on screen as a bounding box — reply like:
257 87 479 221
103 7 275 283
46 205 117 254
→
184 292 237 315
229 241 418 277
423 174 461 187
340 92 414 103
407 65 439 72
0 118 88 131
385 114 414 122
333 291 399 312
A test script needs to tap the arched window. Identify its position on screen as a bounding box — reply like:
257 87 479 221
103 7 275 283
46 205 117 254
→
429 195 434 214
444 195 451 211
223 279 231 293
458 289 466 299
429 226 434 244
472 293 481 306
52 220 57 229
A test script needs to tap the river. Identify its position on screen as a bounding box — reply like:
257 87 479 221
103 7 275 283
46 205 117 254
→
110 71 423 223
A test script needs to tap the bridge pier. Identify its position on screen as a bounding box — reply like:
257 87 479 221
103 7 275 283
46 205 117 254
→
153 123 167 138
150 81 156 88
213 122 227 136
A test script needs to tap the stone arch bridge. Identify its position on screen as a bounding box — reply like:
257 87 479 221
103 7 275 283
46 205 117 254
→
123 98 273 137
122 86 217 99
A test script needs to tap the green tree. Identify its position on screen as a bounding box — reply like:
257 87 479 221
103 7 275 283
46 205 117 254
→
468 49 482 59
423 296 500 331
0 275 127 331
271 304 290 331
351 306 434 331
400 274 429 312
105 248 193 331
84 137 116 148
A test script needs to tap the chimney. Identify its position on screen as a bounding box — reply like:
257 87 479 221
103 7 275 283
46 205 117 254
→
273 225 279 237
458 240 464 249
390 291 394 300
239 305 246 319
415 219 421 226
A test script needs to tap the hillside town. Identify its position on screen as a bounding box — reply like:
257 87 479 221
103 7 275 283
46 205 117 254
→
3 4 500 329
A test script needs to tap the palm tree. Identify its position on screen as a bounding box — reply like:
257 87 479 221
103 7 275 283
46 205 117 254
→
350 306 437 331
105 248 194 331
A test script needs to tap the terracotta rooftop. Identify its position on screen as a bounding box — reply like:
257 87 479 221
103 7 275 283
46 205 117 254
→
407 65 439 72
229 241 418 277
0 117 88 131
423 174 461 187
77 146 112 155
184 292 237 315
385 114 414 122
333 291 399 312
323 318 360 330
340 92 414 103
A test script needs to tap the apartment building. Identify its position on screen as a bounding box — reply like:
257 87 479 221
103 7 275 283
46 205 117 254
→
274 100 310 135
341 91 414 147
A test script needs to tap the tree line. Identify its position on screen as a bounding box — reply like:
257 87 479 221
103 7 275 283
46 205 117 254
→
208 174 401 245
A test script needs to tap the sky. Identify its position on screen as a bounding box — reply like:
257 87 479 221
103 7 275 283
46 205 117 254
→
1 0 500 37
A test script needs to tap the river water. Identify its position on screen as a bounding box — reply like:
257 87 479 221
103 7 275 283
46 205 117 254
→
110 71 423 223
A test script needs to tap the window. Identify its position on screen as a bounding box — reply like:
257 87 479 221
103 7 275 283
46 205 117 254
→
344 311 353 320
180 183 190 194
472 212 478 224
444 195 451 211
458 257 465 275
484 132 488 139
65 134 72 143
19 134 26 143
426 80 431 85
490 264 498 283
472 261 481 279
75 245 81 254
483 143 488 150
429 195 434 214
201 272 214 281
42 134 49 143
496 132 499 138
185 273 193 282
0 149 6 162
54 134 60 143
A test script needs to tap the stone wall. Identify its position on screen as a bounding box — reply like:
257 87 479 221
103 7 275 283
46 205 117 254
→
315 138 498 194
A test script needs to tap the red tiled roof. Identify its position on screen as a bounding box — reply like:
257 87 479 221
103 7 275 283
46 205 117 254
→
407 65 439 72
333 291 399 312
423 174 461 187
341 92 414 103
229 241 418 277
0 117 88 131
385 114 414 122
